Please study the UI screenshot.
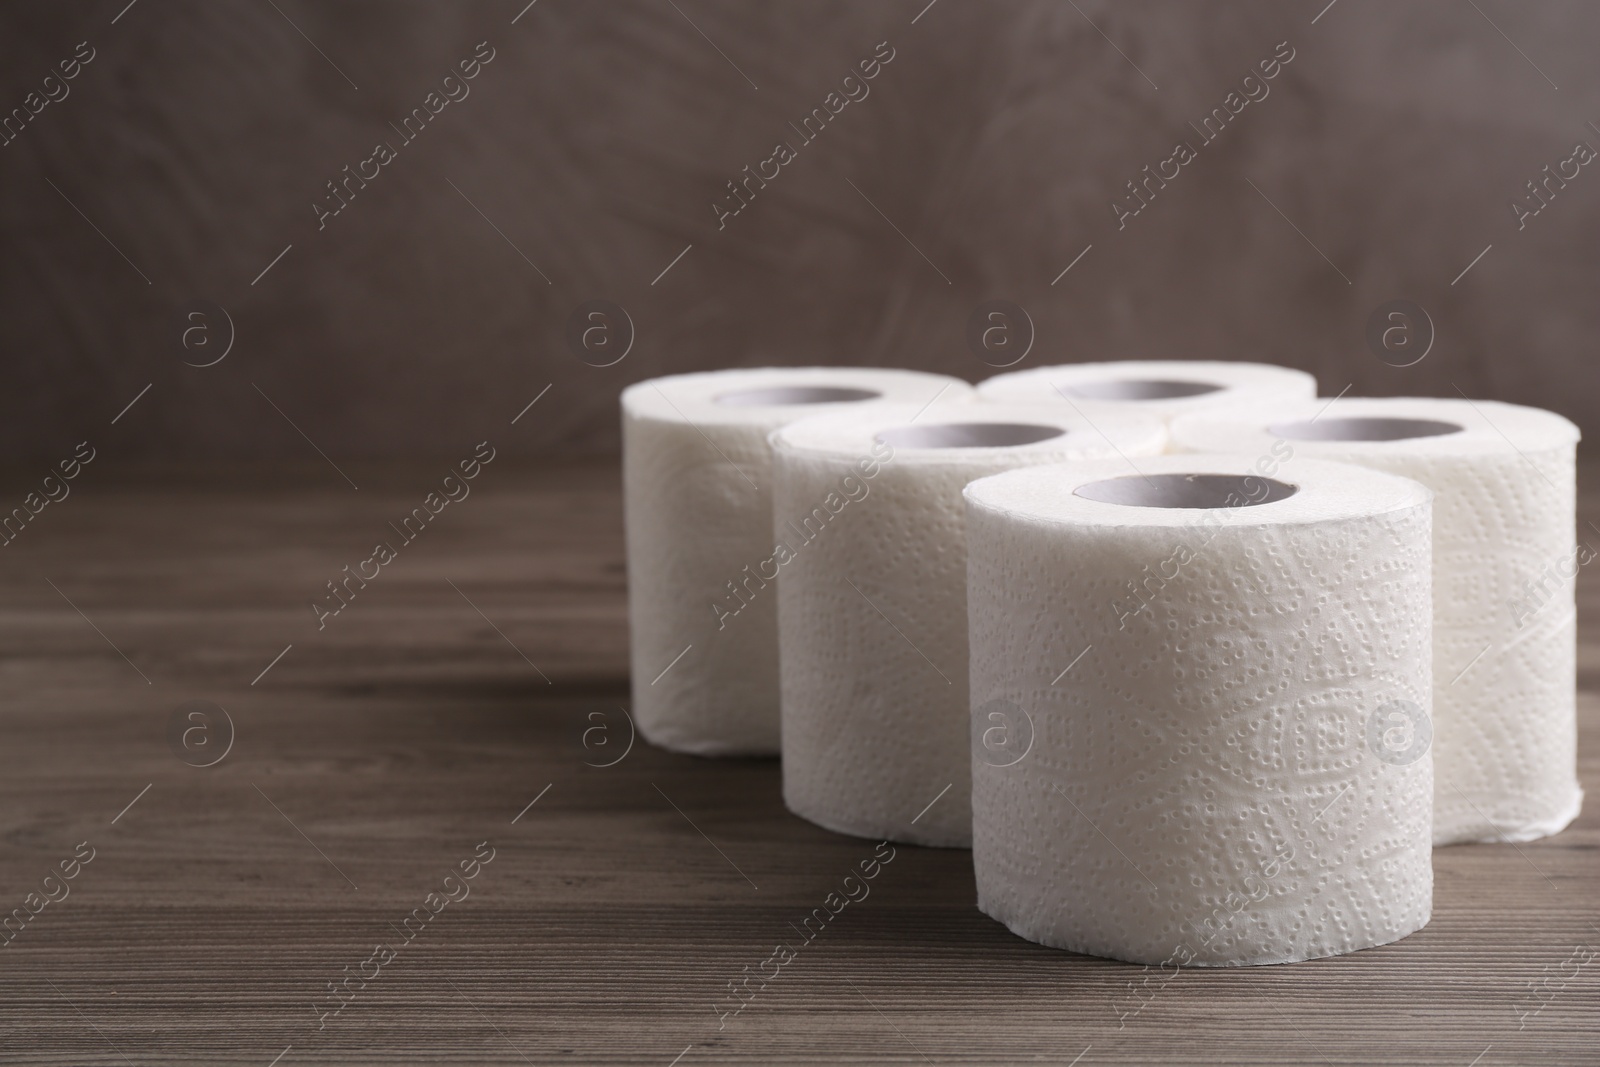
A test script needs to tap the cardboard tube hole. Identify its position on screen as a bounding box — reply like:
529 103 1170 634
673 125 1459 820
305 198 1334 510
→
1269 416 1464 442
1063 379 1223 401
1074 472 1298 509
714 386 882 406
876 423 1067 449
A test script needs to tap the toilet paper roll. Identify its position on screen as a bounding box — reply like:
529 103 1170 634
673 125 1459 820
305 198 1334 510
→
1169 397 1582 845
773 403 1167 846
964 455 1435 965
977 361 1317 425
622 367 970 756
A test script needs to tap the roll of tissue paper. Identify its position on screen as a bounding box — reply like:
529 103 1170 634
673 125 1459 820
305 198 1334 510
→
1170 397 1582 845
964 455 1435 965
622 367 969 756
977 361 1316 424
773 403 1167 846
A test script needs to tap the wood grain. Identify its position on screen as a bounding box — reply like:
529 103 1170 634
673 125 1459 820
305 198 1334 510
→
0 458 1595 1065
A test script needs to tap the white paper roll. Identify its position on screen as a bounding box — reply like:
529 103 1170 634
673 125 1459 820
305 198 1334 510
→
964 455 1434 965
773 403 1167 846
622 368 970 755
977 361 1316 425
1169 397 1582 845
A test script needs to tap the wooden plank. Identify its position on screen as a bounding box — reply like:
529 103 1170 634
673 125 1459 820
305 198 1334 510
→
0 459 1594 1065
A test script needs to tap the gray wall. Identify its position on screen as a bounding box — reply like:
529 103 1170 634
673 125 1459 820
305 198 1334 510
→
2 0 1595 459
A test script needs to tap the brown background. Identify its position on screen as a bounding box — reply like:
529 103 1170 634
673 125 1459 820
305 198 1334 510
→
2 5 1598 1061
1 0 1595 461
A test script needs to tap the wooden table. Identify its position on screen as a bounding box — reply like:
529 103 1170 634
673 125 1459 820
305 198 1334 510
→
1 459 1595 1065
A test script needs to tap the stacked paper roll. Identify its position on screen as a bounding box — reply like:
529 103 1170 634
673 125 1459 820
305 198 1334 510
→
772 403 1166 846
1170 397 1582 844
977 361 1316 426
964 455 1435 965
622 368 970 755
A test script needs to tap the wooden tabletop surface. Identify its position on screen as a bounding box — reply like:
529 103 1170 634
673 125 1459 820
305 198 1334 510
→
0 458 1595 1066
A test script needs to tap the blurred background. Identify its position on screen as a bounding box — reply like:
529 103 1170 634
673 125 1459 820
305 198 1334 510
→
2 0 1594 459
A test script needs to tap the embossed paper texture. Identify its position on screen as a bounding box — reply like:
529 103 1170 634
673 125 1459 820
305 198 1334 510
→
1170 398 1582 844
622 368 968 755
773 404 1165 846
964 456 1434 966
